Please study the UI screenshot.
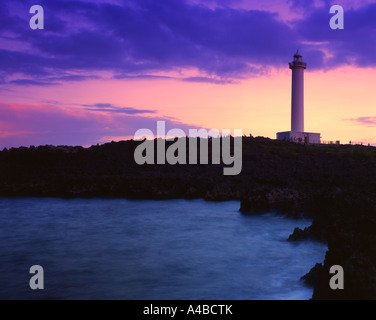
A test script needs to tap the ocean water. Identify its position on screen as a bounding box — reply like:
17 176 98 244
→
0 198 326 300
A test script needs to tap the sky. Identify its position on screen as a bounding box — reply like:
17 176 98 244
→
0 0 376 148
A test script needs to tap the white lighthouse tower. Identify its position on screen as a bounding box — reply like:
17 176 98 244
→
277 51 320 144
290 50 305 132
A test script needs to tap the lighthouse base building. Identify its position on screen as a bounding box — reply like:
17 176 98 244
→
277 50 320 144
277 131 320 144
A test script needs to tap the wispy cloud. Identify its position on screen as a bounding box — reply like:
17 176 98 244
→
345 117 376 127
182 76 235 84
81 103 156 115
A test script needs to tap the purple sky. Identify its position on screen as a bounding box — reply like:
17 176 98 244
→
2 0 376 81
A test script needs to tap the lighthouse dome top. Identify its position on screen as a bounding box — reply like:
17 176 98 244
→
294 50 302 58
289 50 307 69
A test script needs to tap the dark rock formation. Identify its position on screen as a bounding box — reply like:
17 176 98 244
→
301 263 323 287
240 187 306 218
299 197 376 299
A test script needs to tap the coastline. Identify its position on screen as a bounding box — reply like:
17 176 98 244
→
1 136 376 299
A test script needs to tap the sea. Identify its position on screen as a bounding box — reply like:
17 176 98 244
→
0 198 327 300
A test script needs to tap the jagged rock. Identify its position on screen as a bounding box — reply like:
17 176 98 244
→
184 186 201 199
204 183 234 201
240 187 305 217
288 227 309 241
301 263 324 287
239 189 271 214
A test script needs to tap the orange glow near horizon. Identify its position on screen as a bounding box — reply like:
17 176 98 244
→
2 65 376 147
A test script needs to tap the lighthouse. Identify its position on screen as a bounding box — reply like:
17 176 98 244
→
290 50 306 132
277 51 320 144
